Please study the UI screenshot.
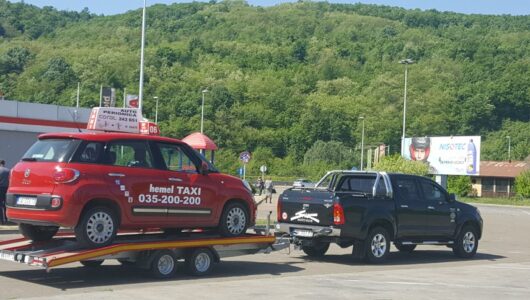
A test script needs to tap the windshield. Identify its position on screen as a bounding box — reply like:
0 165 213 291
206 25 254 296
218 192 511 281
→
22 138 79 162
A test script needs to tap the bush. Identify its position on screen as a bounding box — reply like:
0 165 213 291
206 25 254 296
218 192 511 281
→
515 170 530 198
447 176 472 197
372 154 430 176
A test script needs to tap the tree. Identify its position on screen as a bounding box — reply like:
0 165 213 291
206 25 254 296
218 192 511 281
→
447 176 472 197
515 170 530 198
372 155 430 176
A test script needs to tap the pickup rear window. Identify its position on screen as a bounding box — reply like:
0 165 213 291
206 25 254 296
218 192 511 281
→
22 138 79 162
337 175 387 195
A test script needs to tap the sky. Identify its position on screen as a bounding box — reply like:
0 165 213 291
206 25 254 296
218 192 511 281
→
7 0 530 16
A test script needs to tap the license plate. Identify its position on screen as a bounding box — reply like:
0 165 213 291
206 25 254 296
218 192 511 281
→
17 196 37 206
292 229 314 238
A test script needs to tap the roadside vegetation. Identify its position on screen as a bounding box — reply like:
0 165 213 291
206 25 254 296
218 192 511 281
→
1 1 529 180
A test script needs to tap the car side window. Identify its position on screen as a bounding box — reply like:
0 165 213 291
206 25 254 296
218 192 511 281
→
73 142 104 164
419 180 446 202
105 140 154 169
394 177 422 202
156 142 198 173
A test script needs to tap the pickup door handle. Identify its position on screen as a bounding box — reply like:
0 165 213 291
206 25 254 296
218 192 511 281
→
168 177 183 182
427 206 435 210
400 205 408 208
108 173 125 177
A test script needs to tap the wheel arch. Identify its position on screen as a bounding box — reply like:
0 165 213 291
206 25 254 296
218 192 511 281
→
367 219 395 241
77 198 122 227
457 219 482 240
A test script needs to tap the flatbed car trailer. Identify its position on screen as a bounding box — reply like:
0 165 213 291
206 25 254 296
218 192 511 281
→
0 230 289 278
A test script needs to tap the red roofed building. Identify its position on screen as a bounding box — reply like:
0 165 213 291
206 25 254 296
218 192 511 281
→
471 161 530 197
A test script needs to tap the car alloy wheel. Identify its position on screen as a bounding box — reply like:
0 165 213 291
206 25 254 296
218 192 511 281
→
226 207 246 235
463 231 476 253
86 211 115 244
371 233 387 258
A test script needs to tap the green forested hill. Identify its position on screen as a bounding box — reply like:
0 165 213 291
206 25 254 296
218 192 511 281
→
1 0 529 177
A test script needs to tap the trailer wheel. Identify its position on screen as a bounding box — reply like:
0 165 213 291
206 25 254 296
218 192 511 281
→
80 260 104 267
19 224 59 242
150 250 177 279
186 248 214 276
75 206 118 248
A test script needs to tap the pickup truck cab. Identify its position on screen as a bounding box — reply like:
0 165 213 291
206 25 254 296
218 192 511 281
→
277 171 483 263
7 132 256 247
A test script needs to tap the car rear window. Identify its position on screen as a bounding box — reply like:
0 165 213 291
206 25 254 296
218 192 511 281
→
22 138 79 162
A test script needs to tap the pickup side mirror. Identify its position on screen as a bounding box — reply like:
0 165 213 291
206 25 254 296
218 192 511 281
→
448 193 456 203
200 161 209 175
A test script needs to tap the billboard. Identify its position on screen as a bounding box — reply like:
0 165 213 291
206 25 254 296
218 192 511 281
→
402 136 480 175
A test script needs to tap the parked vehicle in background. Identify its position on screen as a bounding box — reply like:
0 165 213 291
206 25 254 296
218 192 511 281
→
292 178 315 188
277 171 483 263
6 132 256 248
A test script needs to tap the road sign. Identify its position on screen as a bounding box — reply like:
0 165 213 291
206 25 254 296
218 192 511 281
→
260 165 267 173
239 151 251 163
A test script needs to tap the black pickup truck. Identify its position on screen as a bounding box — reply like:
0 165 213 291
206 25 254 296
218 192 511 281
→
276 171 483 263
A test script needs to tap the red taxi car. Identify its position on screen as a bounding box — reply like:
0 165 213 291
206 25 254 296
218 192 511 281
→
6 132 256 247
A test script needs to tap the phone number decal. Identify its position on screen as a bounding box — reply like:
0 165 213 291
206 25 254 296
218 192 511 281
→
138 194 201 205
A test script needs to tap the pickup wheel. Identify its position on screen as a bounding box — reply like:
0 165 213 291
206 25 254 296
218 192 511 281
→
394 243 416 252
364 227 390 264
218 202 249 237
453 225 479 258
75 206 118 248
19 224 59 242
302 242 330 257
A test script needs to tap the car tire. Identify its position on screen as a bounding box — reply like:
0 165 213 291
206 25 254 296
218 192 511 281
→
218 202 249 237
19 224 59 242
80 260 104 267
394 243 417 252
150 250 177 279
75 206 118 248
364 227 390 264
186 248 214 276
453 225 479 258
302 241 330 257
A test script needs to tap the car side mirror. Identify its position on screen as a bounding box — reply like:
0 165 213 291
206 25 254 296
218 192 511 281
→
448 193 456 203
200 162 209 175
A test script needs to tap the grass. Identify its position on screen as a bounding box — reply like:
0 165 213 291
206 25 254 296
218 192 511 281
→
460 196 530 207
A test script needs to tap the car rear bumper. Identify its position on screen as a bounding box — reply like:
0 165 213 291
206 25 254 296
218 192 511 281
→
276 222 341 237
6 193 78 227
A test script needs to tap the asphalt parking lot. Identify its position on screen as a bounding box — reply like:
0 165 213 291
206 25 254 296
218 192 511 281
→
1 203 530 300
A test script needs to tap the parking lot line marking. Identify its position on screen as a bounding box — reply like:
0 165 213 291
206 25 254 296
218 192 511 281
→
485 265 530 270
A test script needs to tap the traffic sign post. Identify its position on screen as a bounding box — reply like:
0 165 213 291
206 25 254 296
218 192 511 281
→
239 151 251 180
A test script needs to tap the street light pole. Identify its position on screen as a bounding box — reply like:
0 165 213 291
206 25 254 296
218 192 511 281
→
507 136 511 162
138 0 147 116
153 96 159 123
399 58 414 156
359 116 365 171
201 89 208 134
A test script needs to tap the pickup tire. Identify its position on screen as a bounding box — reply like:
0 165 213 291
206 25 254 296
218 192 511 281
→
394 243 416 252
364 227 390 264
302 242 330 257
218 202 249 237
19 224 59 242
453 225 479 258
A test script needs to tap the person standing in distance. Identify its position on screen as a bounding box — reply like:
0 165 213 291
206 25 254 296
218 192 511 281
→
0 160 10 224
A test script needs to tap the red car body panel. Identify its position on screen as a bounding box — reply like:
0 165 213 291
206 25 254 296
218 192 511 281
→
6 132 256 230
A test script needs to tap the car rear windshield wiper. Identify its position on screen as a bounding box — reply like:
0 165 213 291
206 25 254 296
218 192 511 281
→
21 157 37 162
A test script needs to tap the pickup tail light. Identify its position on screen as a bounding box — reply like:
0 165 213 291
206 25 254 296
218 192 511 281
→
333 203 345 225
53 167 80 183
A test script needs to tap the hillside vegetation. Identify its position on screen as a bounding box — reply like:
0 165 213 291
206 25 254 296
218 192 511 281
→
1 0 529 178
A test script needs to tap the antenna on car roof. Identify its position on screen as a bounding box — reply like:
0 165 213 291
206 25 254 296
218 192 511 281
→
67 109 83 133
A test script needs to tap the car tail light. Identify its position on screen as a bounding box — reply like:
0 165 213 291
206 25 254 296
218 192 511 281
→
277 198 282 222
50 197 62 208
53 167 80 183
333 203 345 225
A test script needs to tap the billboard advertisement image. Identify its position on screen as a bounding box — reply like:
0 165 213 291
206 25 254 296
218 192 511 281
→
402 136 481 175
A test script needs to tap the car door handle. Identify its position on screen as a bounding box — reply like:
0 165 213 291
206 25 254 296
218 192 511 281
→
168 177 183 182
427 206 435 210
400 205 408 208
108 173 125 177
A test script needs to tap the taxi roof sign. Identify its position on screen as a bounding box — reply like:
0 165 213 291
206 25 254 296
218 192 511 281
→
87 107 140 133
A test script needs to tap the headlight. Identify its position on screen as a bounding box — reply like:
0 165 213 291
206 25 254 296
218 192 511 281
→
242 180 253 194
